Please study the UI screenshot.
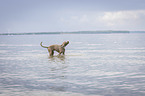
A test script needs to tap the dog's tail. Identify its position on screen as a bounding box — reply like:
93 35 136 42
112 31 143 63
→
40 42 48 48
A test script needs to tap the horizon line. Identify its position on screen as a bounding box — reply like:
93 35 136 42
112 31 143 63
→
0 30 145 35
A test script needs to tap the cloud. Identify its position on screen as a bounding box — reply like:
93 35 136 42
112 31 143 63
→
101 10 145 30
59 10 145 31
59 12 104 31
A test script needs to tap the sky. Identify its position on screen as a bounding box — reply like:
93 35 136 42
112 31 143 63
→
0 0 145 33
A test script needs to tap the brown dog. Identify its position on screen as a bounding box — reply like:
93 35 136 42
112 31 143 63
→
40 41 69 56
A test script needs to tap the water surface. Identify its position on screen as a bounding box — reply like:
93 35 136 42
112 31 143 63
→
0 33 145 96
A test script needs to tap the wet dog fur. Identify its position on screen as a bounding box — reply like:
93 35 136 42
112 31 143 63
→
40 41 69 57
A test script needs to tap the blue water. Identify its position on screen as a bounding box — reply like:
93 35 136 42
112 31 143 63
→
0 33 145 96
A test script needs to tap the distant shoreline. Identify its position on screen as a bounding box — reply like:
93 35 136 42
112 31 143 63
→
0 31 145 35
0 31 131 35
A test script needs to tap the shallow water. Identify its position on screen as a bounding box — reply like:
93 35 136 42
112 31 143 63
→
0 33 145 96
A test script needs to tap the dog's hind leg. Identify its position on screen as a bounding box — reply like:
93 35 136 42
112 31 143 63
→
48 48 54 56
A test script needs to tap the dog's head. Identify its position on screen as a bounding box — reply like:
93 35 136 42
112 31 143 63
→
61 41 69 47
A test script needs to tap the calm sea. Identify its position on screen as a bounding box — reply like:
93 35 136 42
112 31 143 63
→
0 33 145 96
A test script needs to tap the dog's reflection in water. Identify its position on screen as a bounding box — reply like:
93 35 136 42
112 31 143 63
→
48 55 66 63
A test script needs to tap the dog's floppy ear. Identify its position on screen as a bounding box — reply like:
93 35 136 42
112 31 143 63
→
61 41 69 47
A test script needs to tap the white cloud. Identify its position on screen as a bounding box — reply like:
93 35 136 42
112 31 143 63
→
101 10 145 30
59 10 145 31
59 13 104 31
